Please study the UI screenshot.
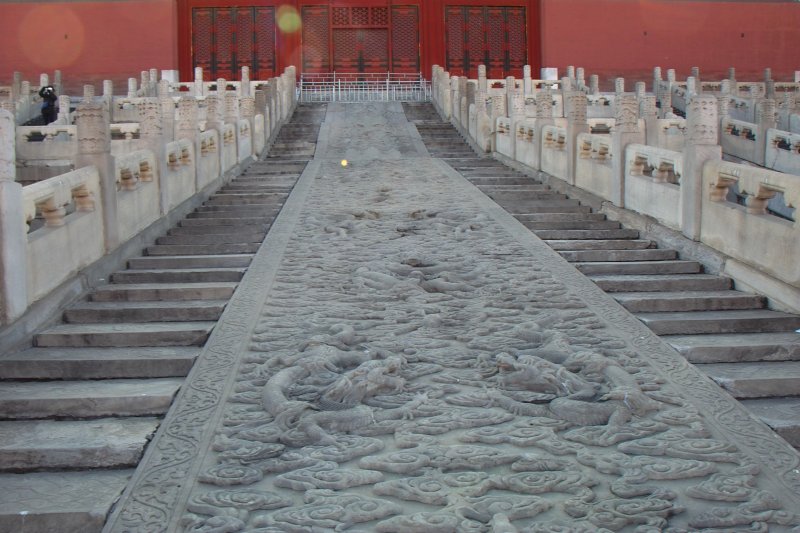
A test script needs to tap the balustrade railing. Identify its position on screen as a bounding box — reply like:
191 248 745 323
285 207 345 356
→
298 72 431 103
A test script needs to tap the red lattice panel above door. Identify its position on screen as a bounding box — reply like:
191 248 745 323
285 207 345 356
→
362 29 389 72
254 7 276 79
302 5 330 72
192 8 214 79
445 7 466 77
391 5 419 73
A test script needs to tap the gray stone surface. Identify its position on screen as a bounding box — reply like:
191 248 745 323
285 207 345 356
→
698 361 800 398
0 378 182 418
0 470 133 533
34 322 214 347
665 332 800 364
106 103 800 532
0 418 159 470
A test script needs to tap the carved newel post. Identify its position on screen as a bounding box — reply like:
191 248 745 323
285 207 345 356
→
612 94 645 207
0 108 27 324
682 96 722 240
194 67 205 97
241 95 256 158
589 75 599 96
450 76 461 125
459 76 469 129
565 92 590 185
255 90 270 139
138 98 167 212
75 102 119 251
177 97 199 144
755 98 776 166
532 88 555 170
523 65 532 95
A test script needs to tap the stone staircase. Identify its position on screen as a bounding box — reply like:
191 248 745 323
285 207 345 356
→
0 103 326 532
404 102 800 449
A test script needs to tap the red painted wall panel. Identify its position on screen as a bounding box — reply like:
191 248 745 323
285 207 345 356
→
0 0 178 92
539 0 800 87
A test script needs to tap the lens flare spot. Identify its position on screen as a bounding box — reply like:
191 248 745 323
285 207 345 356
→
18 5 85 70
277 5 301 34
341 159 348 167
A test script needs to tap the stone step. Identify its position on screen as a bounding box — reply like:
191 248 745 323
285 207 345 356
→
523 220 622 231
0 417 159 471
155 232 265 245
515 213 606 223
697 361 800 399
470 177 540 185
614 290 766 313
168 224 269 235
128 254 253 269
636 309 800 335
63 300 227 323
559 248 677 262
495 199 582 209
463 170 529 177
34 322 214 348
145 243 261 255
664 332 800 364
509 205 593 214
534 228 640 240
547 239 654 250
188 209 279 219
179 216 268 227
738 398 800 447
0 470 133 533
0 378 182 419
194 204 281 214
0 346 197 379
111 267 245 283
591 274 732 292
92 282 237 302
575 260 703 276
206 194 287 205
487 192 569 201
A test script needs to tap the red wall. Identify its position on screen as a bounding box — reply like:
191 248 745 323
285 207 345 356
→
1 0 798 91
540 0 800 88
0 0 178 92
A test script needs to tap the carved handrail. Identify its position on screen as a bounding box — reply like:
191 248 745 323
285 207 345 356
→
23 166 98 230
626 143 683 184
707 160 799 222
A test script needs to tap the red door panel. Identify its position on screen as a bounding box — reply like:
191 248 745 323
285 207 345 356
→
391 5 420 72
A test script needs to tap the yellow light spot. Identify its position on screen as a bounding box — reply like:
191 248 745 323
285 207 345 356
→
277 5 301 34
341 159 348 167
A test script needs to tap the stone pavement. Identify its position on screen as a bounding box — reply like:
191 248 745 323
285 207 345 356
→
105 103 800 532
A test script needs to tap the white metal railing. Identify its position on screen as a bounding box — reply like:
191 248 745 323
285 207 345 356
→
298 72 431 103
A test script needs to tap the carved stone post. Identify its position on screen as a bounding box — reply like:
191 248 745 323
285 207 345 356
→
83 84 95 103
728 67 736 85
39 73 49 90
139 98 167 212
11 72 22 102
224 92 239 125
0 108 27 324
635 82 646 101
560 77 572 108
241 95 256 158
255 90 269 138
691 66 701 88
57 95 71 124
682 96 722 240
576 67 585 91
450 76 461 125
686 76 697 99
241 66 251 97
459 76 469 129
149 68 159 96
523 65 532 95
160 94 175 143
717 81 732 138
653 67 662 94
589 75 599 96
54 70 63 96
128 78 138 99
612 94 645 207
140 70 150 97
533 88 555 170
755 98 777 165
478 65 488 94
176 97 199 143
565 92 590 185
75 102 119 251
566 65 576 83
194 67 205 97
641 95 658 148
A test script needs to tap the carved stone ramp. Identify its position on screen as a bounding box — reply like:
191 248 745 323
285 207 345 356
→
403 103 800 451
106 102 800 533
0 103 325 532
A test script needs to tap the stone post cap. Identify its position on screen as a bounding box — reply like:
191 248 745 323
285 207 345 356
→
686 95 719 145
0 108 15 182
75 102 111 154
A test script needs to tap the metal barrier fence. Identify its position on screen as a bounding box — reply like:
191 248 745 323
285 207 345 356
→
298 72 431 103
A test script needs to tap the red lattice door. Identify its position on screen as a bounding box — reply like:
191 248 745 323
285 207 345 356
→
191 6 276 80
302 5 330 72
391 5 419 73
444 6 527 79
332 6 389 73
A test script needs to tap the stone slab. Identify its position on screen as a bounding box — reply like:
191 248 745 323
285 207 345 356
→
0 378 182 418
614 290 766 313
63 300 227 323
0 470 133 533
35 322 214 347
739 398 800 447
127 255 254 269
697 361 800 398
0 347 197 379
106 103 800 532
0 418 159 470
637 309 800 335
664 332 800 363
91 282 238 302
